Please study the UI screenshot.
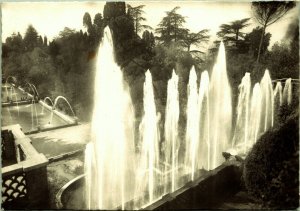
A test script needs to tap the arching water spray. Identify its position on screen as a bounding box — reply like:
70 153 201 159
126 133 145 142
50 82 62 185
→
41 97 54 114
50 96 76 124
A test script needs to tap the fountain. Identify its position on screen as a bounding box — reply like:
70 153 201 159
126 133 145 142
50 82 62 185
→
185 67 199 179
41 97 54 114
273 81 283 124
197 71 210 170
4 76 16 102
49 96 76 124
283 78 292 105
58 27 295 210
85 27 135 210
208 42 232 169
248 83 262 146
232 73 251 153
11 86 20 115
134 69 161 209
274 81 283 107
29 83 39 97
164 70 180 192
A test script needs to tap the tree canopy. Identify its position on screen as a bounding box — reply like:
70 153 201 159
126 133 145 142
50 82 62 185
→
127 4 152 36
251 1 296 62
155 7 188 44
217 18 250 45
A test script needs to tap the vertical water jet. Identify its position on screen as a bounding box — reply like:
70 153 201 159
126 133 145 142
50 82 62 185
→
232 72 251 153
135 70 160 207
283 78 292 105
185 67 199 179
209 42 232 169
260 69 274 131
85 26 135 210
164 70 179 192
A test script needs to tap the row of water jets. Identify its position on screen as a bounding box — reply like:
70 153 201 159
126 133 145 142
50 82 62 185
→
85 27 294 210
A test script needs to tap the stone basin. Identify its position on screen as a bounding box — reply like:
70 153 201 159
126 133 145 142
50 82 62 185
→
56 160 242 210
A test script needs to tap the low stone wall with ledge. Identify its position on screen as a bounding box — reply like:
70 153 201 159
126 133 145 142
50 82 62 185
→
1 124 49 209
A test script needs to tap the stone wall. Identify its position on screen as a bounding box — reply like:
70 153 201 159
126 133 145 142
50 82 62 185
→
1 125 49 209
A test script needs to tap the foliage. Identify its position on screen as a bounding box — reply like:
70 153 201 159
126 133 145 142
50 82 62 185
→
181 29 210 52
155 7 188 44
23 25 39 51
243 112 299 209
217 18 250 45
2 2 298 125
251 1 296 62
251 2 296 27
244 27 271 58
127 4 152 36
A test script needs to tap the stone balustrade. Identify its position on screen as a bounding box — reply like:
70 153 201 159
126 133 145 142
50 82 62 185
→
1 124 49 209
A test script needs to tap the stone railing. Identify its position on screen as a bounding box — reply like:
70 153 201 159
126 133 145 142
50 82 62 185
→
1 124 49 209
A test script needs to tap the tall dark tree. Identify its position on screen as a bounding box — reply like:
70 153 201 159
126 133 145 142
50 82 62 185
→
103 2 126 20
155 7 188 44
142 30 155 49
182 29 210 52
5 32 23 52
217 18 250 45
244 27 271 58
23 25 39 51
83 12 93 35
251 1 296 62
103 2 136 66
93 13 105 44
37 35 43 46
127 4 152 36
43 36 48 46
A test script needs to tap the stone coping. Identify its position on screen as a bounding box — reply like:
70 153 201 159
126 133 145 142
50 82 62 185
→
2 124 48 177
55 174 86 209
56 160 242 210
143 160 242 210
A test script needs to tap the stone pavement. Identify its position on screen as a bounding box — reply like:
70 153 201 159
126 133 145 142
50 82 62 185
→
28 123 91 158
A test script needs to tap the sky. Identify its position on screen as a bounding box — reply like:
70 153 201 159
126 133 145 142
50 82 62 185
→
2 1 299 49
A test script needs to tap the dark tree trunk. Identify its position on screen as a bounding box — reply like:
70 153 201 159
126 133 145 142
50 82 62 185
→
257 24 266 63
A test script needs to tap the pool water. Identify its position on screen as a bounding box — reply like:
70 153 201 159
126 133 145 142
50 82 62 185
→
2 103 69 133
2 85 30 102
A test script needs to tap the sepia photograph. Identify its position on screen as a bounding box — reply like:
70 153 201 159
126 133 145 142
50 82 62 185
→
1 1 299 210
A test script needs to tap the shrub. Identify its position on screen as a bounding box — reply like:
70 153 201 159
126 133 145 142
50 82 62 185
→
243 113 299 209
